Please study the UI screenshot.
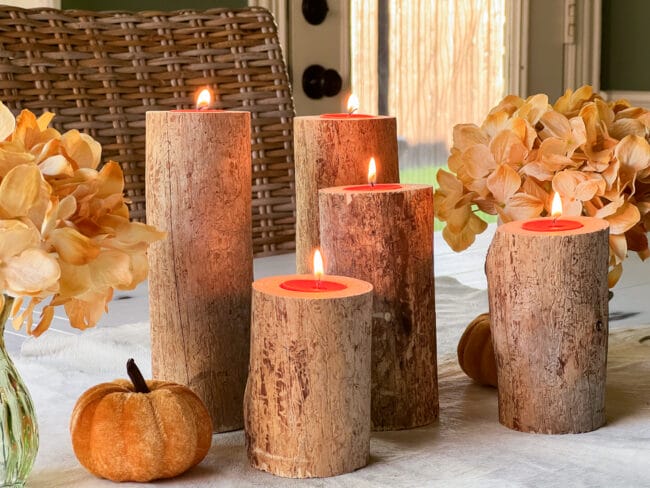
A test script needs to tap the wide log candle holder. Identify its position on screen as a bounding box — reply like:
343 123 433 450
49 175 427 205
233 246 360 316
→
485 216 609 434
294 113 399 273
319 184 437 431
244 273 373 478
146 107 253 432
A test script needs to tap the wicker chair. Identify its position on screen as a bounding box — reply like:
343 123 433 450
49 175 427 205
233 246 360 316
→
0 6 296 257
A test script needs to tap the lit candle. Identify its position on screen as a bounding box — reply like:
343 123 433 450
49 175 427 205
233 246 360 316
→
171 87 220 112
318 162 437 431
521 192 584 231
320 93 374 119
343 157 403 192
485 198 609 434
146 87 252 433
279 249 347 292
294 93 400 273
245 249 374 478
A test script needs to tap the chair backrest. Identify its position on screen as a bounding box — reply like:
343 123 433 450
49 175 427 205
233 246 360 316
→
0 6 296 256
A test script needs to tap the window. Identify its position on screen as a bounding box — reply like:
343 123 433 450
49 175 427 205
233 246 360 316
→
351 0 508 185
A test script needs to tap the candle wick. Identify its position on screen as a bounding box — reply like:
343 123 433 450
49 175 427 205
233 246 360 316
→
316 278 321 289
552 216 557 225
348 107 358 115
370 181 375 188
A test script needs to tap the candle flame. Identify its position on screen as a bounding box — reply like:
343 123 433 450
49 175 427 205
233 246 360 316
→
368 157 377 185
551 191 563 218
313 249 324 282
347 93 359 114
196 88 213 109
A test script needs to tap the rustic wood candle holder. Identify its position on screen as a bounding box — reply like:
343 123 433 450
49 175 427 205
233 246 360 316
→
485 217 609 434
146 110 253 433
294 115 399 273
244 275 373 478
319 184 438 431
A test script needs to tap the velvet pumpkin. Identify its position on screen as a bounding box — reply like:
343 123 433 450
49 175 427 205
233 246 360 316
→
457 313 498 387
70 359 212 482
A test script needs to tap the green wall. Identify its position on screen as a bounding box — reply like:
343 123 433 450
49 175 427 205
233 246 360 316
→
601 0 650 91
62 0 246 10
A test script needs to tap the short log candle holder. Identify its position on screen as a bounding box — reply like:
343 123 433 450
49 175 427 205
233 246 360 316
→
485 216 609 434
319 184 437 431
146 108 253 433
294 114 400 273
244 274 373 478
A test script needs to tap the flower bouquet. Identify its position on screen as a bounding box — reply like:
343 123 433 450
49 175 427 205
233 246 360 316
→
0 101 164 484
0 102 164 334
434 85 650 287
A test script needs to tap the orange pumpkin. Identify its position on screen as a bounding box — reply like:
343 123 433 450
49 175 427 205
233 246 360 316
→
457 313 498 387
70 359 212 482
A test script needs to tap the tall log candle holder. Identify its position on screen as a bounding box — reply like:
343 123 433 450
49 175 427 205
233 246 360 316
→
244 273 373 478
319 183 437 431
146 108 253 433
485 215 609 434
294 113 400 273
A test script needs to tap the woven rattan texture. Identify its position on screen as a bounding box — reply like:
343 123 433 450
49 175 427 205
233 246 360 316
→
0 6 296 256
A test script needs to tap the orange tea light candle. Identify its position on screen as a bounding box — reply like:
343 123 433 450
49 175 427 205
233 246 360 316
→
522 192 584 231
280 249 347 292
171 87 222 112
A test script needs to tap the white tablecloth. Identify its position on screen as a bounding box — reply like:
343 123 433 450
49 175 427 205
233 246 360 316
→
16 278 650 487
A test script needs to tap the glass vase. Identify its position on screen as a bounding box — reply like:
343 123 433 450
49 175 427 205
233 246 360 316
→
0 296 38 487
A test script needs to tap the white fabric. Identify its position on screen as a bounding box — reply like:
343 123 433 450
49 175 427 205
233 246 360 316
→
16 278 650 487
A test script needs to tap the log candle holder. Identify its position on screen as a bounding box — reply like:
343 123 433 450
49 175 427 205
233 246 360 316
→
244 274 373 478
294 115 400 273
319 184 437 431
485 216 609 434
146 109 253 433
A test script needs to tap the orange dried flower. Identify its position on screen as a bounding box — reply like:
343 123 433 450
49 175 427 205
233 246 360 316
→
435 86 650 287
0 103 165 335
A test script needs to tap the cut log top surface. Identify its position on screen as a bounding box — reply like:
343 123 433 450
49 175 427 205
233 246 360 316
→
253 275 373 299
146 110 250 118
498 216 609 236
321 183 432 194
295 115 396 122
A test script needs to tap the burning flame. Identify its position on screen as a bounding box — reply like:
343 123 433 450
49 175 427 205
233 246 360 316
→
196 88 213 109
347 93 359 114
368 157 377 186
313 249 324 283
551 191 563 218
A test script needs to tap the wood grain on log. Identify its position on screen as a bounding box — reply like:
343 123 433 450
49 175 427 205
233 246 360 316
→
485 217 609 434
146 110 253 432
294 116 399 273
319 184 437 430
244 275 373 478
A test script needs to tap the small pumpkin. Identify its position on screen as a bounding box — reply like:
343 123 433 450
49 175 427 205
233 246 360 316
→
457 313 498 387
70 359 212 482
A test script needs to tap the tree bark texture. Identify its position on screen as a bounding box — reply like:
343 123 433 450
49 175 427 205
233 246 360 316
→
319 185 437 431
244 275 373 478
146 110 253 432
294 115 399 273
485 217 609 434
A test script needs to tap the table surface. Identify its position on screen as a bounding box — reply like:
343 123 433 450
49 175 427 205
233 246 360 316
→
13 225 650 487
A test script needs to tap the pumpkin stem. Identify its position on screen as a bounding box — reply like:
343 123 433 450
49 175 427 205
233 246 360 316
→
127 358 150 393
